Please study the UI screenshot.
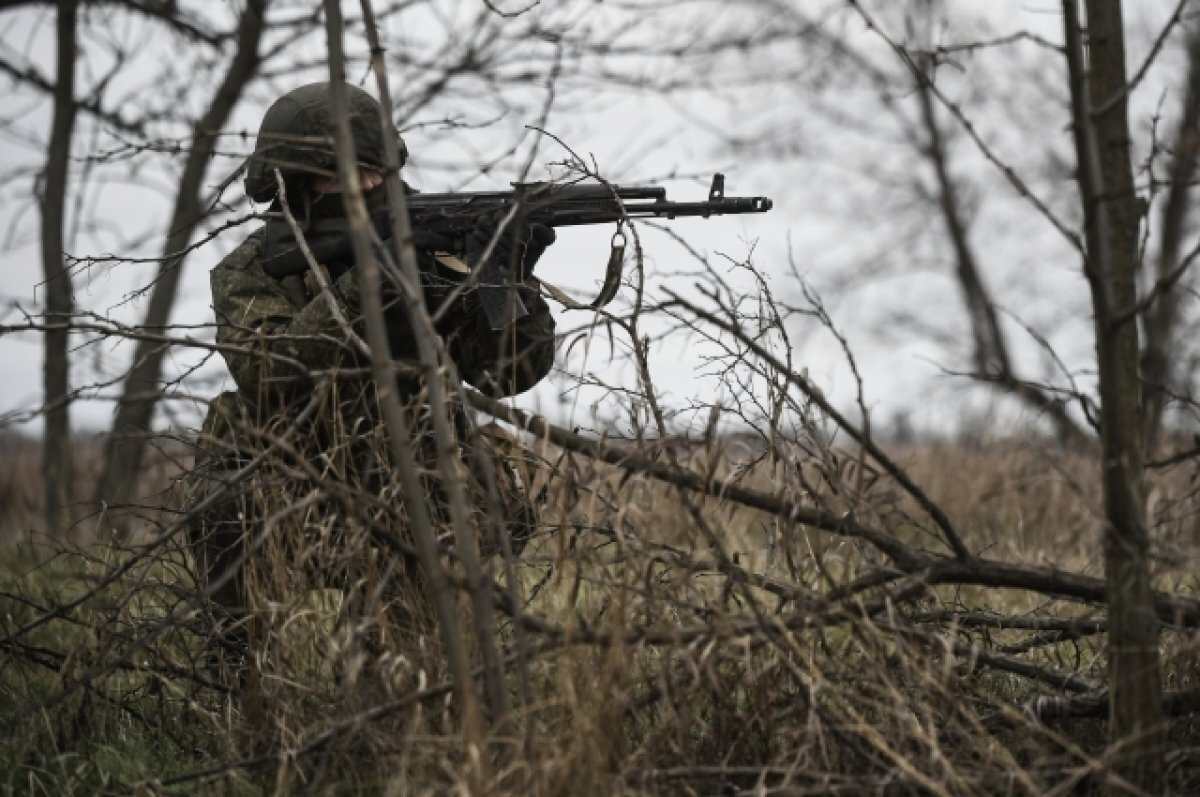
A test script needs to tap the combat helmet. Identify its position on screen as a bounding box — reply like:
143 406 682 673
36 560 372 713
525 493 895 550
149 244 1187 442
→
243 81 407 203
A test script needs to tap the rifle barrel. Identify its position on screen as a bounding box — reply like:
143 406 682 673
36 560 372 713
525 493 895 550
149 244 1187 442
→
406 182 773 229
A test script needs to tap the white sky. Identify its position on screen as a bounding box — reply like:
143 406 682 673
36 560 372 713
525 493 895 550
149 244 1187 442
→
0 0 1194 442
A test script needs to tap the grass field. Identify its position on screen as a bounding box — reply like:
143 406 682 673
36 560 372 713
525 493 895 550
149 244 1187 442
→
2 430 1198 795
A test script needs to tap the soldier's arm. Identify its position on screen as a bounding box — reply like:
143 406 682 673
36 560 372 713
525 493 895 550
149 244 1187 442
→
426 219 557 396
443 281 556 397
212 235 358 398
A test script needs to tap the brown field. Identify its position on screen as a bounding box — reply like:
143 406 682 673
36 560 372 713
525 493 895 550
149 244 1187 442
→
2 431 1199 795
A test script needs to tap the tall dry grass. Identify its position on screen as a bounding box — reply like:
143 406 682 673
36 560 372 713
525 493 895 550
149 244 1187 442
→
3 419 1199 795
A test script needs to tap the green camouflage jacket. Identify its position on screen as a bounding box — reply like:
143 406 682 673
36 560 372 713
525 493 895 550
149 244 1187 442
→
210 228 556 406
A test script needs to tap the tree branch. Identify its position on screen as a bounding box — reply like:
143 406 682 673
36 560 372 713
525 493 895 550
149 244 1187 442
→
0 0 228 45
0 56 144 136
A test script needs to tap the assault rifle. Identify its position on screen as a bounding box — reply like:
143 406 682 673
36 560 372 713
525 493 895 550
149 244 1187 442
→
406 172 771 232
262 174 773 328
409 173 772 328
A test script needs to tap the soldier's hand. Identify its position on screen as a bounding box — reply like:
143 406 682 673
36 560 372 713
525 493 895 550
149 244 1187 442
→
522 223 556 277
410 228 455 254
466 214 556 281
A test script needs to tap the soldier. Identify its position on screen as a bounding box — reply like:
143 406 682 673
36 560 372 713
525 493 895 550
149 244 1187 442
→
184 82 556 671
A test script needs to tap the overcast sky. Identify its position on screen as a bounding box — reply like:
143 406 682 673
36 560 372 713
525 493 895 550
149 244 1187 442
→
0 0 1192 442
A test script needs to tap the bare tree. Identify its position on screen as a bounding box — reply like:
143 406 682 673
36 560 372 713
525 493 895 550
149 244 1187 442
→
908 8 1090 445
93 0 268 536
1064 0 1164 789
38 0 78 536
1143 21 1200 450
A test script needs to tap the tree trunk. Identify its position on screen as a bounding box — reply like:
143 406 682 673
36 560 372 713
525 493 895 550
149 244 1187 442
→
94 0 267 536
1064 1 1165 791
1142 25 1200 451
40 0 78 537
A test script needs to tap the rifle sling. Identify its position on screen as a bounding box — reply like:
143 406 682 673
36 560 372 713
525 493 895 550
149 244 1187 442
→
537 231 625 313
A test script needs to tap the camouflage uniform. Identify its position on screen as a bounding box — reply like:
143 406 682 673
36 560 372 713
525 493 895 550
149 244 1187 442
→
185 83 555 631
209 221 555 403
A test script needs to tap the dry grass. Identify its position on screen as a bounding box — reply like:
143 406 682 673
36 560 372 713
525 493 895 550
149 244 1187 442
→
2 426 1199 796
0 434 188 543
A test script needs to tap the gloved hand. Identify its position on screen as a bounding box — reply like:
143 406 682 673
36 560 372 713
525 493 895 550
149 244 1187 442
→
373 228 456 312
521 223 556 278
465 214 556 282
410 228 456 256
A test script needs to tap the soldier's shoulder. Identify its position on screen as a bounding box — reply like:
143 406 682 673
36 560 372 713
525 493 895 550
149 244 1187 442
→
212 229 266 275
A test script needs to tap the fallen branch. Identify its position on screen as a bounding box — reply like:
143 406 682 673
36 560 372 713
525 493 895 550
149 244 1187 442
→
470 393 1200 626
